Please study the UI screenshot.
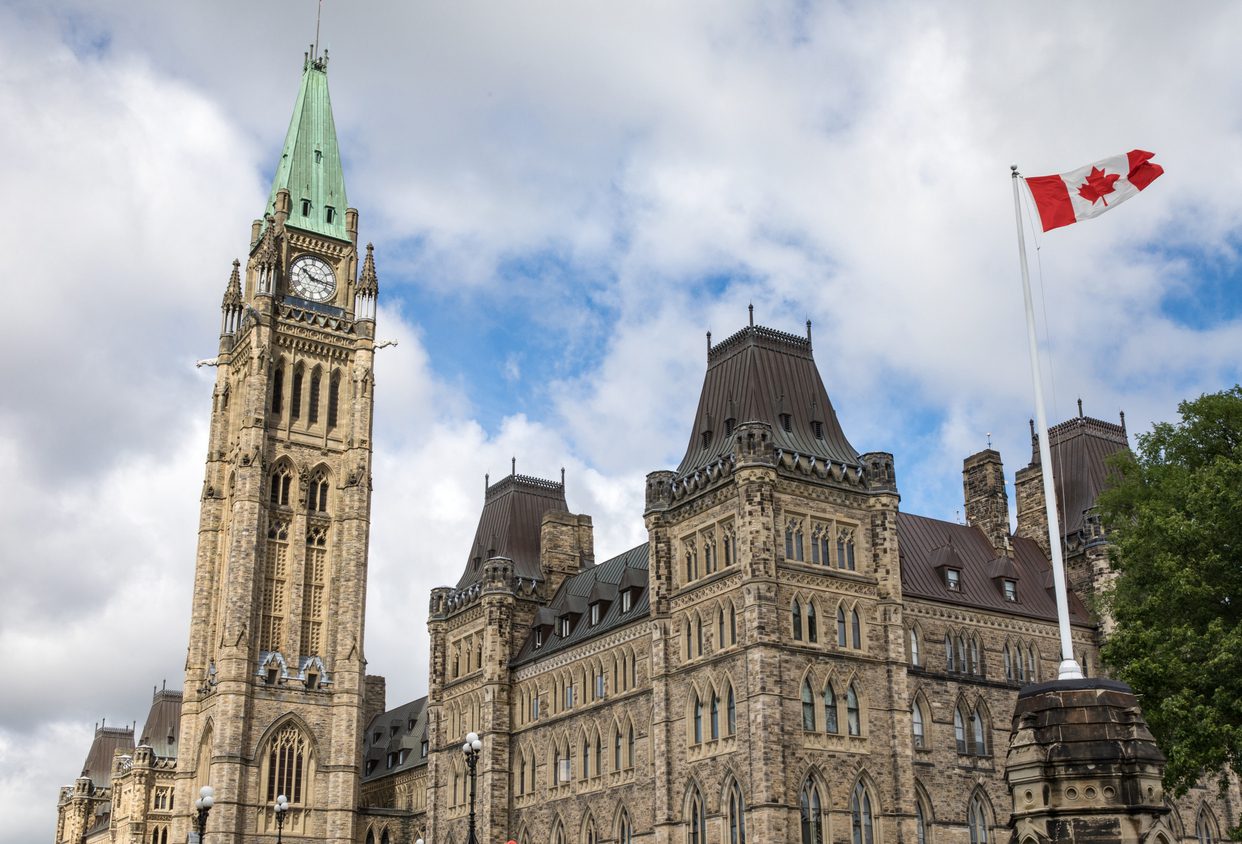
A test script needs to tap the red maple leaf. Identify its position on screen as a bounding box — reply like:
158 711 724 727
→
1077 165 1120 206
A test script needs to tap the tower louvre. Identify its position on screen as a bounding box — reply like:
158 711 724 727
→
172 49 378 844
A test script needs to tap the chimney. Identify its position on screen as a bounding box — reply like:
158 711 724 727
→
963 449 1010 552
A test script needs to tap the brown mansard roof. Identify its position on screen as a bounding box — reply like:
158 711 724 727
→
80 724 134 787
137 688 182 759
1040 413 1129 539
454 472 568 590
676 323 859 477
897 511 1092 624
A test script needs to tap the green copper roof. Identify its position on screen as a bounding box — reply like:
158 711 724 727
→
265 55 349 241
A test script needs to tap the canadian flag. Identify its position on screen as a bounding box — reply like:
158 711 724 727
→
1026 150 1164 232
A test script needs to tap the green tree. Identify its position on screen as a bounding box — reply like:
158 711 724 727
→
1098 385 1242 795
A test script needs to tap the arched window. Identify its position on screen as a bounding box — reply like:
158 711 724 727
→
837 607 847 646
1003 644 1013 680
718 607 726 648
802 679 816 731
613 725 623 771
626 722 635 769
954 705 967 753
823 684 839 734
366 830 375 844
265 724 309 803
972 705 988 755
301 524 327 657
270 466 292 507
1196 807 1218 843
688 787 706 844
693 691 704 744
800 779 824 844
846 684 861 736
729 603 738 645
792 599 803 641
910 627 921 667
915 791 932 844
912 701 925 748
851 781 875 844
946 634 956 671
582 814 598 844
290 364 304 421
380 830 390 844
726 684 737 735
271 364 285 416
726 780 747 844
1027 644 1038 682
970 636 980 675
582 733 591 776
851 608 861 648
807 601 818 643
308 367 322 425
617 810 633 844
327 369 341 429
552 819 567 844
968 794 990 844
710 690 721 740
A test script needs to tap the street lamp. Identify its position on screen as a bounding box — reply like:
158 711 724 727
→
194 785 214 843
274 794 289 843
462 731 483 844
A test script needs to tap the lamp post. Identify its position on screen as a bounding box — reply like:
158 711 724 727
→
193 786 214 844
462 731 483 844
273 794 289 844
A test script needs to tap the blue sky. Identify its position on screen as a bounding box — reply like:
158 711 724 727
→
2 2 1241 841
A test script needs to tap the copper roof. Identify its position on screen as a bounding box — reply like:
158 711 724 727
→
1041 414 1129 538
362 696 429 782
80 725 134 787
512 543 650 665
454 472 568 590
137 689 182 758
897 511 1092 624
676 323 859 476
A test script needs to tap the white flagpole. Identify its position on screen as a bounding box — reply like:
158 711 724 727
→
1011 165 1084 681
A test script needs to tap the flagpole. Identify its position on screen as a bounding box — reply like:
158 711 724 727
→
1011 165 1084 681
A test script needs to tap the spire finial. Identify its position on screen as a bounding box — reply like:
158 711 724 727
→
561 467 566 488
986 431 992 448
806 318 812 344
748 303 754 327
706 331 711 359
511 456 516 477
314 0 324 60
1077 397 1084 417
1119 409 1126 433
485 473 489 499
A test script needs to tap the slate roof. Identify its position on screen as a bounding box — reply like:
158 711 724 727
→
512 543 650 666
454 473 568 591
361 696 429 782
137 689 182 759
897 511 1092 625
264 51 349 241
80 725 134 788
677 323 859 477
1040 414 1129 539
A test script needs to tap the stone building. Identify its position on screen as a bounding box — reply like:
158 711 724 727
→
57 48 1239 844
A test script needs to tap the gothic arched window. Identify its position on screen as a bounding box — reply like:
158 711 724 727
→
726 684 737 735
972 705 988 755
327 369 341 429
806 600 818 643
290 364 304 421
851 608 862 649
823 684 839 734
968 794 990 844
271 364 285 416
710 690 720 740
726 780 747 844
792 599 803 641
801 679 816 731
837 607 847 646
954 705 967 753
851 781 875 844
265 724 309 803
800 779 824 844
693 692 704 744
308 367 322 425
846 684 861 736
688 787 706 844
617 810 633 844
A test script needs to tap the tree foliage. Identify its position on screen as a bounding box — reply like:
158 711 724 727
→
1098 386 1242 795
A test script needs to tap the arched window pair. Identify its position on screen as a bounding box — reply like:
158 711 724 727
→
837 606 862 649
691 681 736 744
792 597 819 643
954 700 991 756
687 782 746 844
799 777 877 844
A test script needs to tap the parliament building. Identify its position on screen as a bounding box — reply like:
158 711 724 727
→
56 50 1239 844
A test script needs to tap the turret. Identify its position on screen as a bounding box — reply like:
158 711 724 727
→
219 260 243 338
355 242 379 322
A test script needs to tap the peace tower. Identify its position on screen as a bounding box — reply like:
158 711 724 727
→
172 49 380 844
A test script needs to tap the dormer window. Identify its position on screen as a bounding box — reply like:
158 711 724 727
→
300 198 312 216
373 731 382 743
1003 579 1018 602
621 590 632 613
365 760 376 775
812 420 824 440
780 413 792 432
325 206 335 224
534 628 544 649
305 671 319 690
724 417 736 435
558 616 572 638
314 149 323 163
701 430 712 449
945 569 961 591
590 602 601 626
421 740 428 757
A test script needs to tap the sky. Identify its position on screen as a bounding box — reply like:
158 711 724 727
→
2 1 1241 841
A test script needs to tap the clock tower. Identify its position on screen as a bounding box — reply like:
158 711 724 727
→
173 49 380 844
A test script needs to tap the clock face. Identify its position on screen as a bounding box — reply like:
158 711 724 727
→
289 255 336 302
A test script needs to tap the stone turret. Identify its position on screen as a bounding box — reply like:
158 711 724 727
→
963 448 1011 553
1006 679 1174 843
